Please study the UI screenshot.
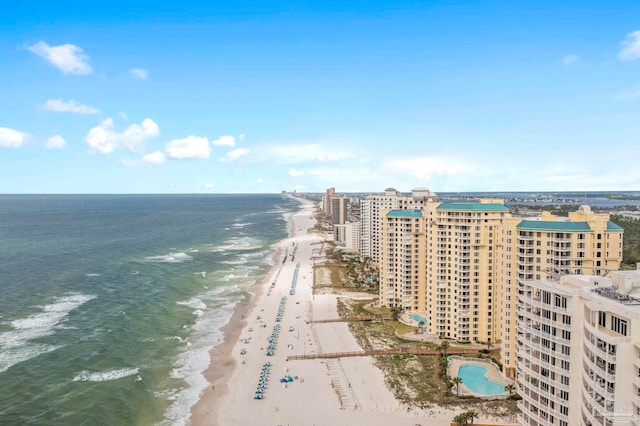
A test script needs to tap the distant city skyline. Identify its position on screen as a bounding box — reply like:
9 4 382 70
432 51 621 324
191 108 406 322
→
1 1 640 193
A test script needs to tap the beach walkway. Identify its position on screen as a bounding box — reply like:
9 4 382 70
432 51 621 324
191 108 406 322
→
287 348 478 360
306 315 391 323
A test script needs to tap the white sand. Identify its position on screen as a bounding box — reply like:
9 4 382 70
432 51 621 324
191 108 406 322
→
191 198 517 426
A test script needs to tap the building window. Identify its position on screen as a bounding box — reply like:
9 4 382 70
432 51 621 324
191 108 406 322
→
611 315 628 336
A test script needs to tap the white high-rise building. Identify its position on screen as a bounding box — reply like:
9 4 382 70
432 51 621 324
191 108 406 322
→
517 270 640 426
359 187 436 265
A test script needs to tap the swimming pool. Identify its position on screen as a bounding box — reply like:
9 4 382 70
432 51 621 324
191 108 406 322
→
409 314 428 325
457 364 505 395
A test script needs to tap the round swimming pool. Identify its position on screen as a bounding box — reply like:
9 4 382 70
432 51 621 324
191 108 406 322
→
457 364 505 395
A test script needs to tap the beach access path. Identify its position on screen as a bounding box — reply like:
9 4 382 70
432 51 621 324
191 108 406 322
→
191 197 515 426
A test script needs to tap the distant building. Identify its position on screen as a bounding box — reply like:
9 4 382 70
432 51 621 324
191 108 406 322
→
331 196 349 225
323 187 336 218
334 222 360 254
359 187 436 264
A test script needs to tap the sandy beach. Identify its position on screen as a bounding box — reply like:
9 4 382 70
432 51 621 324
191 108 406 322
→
191 197 516 426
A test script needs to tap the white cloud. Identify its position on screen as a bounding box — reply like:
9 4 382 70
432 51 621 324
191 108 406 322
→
43 99 99 114
0 127 29 148
614 87 640 100
142 151 165 165
383 156 470 180
619 30 640 61
85 118 159 154
27 41 92 75
45 135 66 149
212 135 235 147
165 136 210 159
256 178 264 184
562 55 579 65
264 143 351 163
289 168 305 177
204 182 214 190
221 148 249 162
129 68 149 80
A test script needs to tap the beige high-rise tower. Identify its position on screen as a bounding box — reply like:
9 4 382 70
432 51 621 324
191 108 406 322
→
501 206 624 379
379 198 509 342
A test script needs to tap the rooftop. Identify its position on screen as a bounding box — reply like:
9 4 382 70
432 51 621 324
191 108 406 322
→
436 202 510 212
517 220 593 232
386 210 423 218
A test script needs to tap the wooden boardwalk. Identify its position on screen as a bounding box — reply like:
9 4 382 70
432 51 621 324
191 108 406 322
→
307 315 391 324
287 348 478 361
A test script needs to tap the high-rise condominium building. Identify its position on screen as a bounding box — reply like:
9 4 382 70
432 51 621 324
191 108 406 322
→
359 187 436 264
501 206 624 379
323 187 336 218
517 271 640 426
378 196 623 348
331 196 349 225
334 222 361 254
380 198 509 342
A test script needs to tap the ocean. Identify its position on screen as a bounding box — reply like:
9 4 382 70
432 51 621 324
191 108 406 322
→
0 194 300 426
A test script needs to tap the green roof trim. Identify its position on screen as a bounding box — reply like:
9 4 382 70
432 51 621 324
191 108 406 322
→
516 220 592 232
386 210 423 218
436 202 510 212
607 221 624 232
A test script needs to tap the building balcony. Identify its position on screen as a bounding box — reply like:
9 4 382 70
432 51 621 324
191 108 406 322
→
517 266 535 275
550 236 571 243
583 354 616 383
584 321 630 344
584 337 617 365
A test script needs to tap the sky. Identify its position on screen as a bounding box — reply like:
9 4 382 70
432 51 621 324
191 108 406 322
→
1 0 640 194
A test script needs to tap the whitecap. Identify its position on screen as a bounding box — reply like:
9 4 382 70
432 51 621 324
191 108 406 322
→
144 252 193 263
176 298 206 311
85 273 100 277
0 293 96 350
0 344 62 374
211 237 263 252
232 222 252 228
73 367 139 382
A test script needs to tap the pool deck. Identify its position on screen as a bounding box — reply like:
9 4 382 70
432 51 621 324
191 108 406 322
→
447 357 511 399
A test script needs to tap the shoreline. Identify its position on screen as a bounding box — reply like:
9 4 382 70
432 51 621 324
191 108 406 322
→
190 196 518 426
189 196 305 424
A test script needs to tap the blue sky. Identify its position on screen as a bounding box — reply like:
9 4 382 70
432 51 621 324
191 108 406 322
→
1 1 640 193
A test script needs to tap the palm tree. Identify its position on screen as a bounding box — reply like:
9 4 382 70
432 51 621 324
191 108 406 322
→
466 410 478 426
390 298 403 320
451 376 463 396
452 412 468 425
439 339 450 355
505 384 516 398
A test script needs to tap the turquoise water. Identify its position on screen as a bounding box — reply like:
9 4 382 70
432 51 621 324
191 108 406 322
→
409 314 427 325
0 194 300 425
458 364 505 395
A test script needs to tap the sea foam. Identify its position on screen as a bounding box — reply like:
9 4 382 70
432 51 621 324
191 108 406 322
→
73 367 140 382
160 292 239 426
144 252 193 263
0 293 95 373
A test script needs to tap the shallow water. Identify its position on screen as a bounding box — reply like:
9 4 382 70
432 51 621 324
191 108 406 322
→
0 194 299 425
